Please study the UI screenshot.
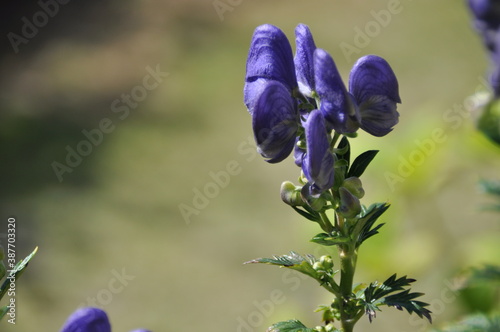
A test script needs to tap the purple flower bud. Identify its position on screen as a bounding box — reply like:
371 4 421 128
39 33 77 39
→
349 55 401 137
302 110 335 195
314 49 360 134
60 307 111 332
294 24 317 97
252 81 299 163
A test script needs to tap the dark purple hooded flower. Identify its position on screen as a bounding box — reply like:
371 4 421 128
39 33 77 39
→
302 110 335 195
349 55 401 136
244 24 299 163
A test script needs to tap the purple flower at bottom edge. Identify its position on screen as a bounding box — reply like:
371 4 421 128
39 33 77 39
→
60 307 152 332
302 110 334 195
252 81 299 163
349 55 401 137
60 307 111 332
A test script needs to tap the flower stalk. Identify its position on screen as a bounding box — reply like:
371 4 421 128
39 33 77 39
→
243 23 431 332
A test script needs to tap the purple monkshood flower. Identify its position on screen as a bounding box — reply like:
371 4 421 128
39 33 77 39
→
60 307 151 332
244 24 299 163
294 24 317 97
294 25 400 136
349 55 401 136
244 23 401 165
314 49 361 135
302 110 335 195
467 0 500 95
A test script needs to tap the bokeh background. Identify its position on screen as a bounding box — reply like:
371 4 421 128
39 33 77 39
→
1 0 499 331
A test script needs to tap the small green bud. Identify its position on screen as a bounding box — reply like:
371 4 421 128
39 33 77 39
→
280 181 304 207
338 187 361 218
319 255 334 270
342 177 365 199
300 186 326 211
313 261 323 271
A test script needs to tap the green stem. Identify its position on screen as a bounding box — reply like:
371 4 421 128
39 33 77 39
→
330 132 341 149
338 239 358 331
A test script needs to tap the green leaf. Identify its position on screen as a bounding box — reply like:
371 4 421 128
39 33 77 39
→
311 233 349 246
430 313 500 332
467 264 500 285
267 319 316 332
292 206 320 222
352 203 389 248
383 289 432 323
477 98 500 145
479 179 500 197
362 274 432 323
245 251 319 280
0 305 8 320
0 247 38 301
347 150 379 178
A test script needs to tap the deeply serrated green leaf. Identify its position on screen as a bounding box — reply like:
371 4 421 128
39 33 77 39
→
267 319 315 332
353 203 390 248
383 289 432 323
362 274 432 323
348 150 379 178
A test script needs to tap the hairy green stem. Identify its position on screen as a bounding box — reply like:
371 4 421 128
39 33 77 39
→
339 243 358 332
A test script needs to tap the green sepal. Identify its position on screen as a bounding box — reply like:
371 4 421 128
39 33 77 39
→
333 136 350 162
311 233 350 246
0 247 38 301
347 150 379 178
267 319 316 332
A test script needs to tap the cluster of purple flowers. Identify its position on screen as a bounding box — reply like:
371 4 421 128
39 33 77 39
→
59 307 150 332
467 0 500 95
244 24 400 196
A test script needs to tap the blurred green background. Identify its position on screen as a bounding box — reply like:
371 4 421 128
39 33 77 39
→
0 0 499 331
